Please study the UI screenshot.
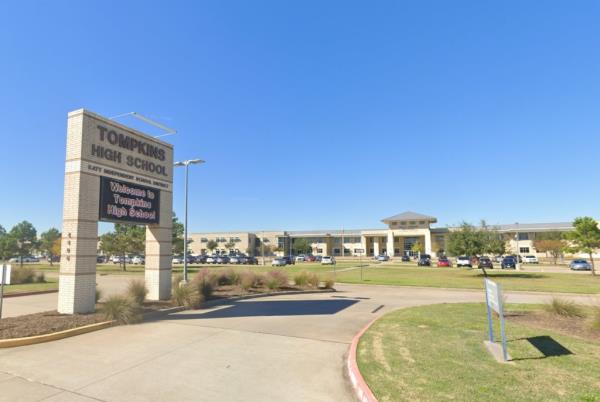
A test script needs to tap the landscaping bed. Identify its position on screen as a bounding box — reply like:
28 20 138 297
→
0 301 173 340
357 303 600 401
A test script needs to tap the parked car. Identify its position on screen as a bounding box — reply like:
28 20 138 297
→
246 256 258 265
10 256 39 263
282 256 296 265
195 255 208 264
132 255 145 265
229 256 241 264
523 255 538 264
478 256 493 269
315 255 323 262
401 255 411 262
494 255 504 263
112 255 132 264
295 255 305 262
417 255 431 266
96 255 107 264
501 256 517 269
456 256 472 268
172 255 184 264
206 255 218 264
47 255 60 263
216 255 230 264
321 256 336 265
376 255 389 262
569 259 592 271
304 255 316 262
272 257 287 267
436 257 451 267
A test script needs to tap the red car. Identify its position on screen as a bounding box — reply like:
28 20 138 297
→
304 255 316 262
437 257 452 267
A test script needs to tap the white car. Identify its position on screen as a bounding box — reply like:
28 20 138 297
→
523 255 538 264
321 256 336 265
172 256 184 264
295 255 305 262
456 256 472 267
272 257 287 267
132 255 145 265
111 255 132 264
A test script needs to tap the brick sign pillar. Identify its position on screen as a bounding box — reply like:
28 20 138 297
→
58 109 174 314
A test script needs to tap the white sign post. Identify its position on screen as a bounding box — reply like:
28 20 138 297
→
0 264 12 319
484 278 508 361
355 249 365 280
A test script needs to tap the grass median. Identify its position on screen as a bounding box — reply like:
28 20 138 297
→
357 303 600 401
2 280 58 295
27 261 600 294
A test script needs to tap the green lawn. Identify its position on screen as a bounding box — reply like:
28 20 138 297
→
2 280 58 295
357 303 600 401
26 261 600 294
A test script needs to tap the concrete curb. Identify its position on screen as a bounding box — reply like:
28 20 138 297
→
3 289 59 298
0 321 115 349
347 318 379 402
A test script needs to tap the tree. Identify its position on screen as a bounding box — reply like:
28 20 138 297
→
39 228 61 266
224 241 236 251
533 232 566 264
171 213 192 255
293 238 311 254
0 231 18 262
9 221 38 267
564 217 600 276
99 224 145 271
206 240 218 253
411 241 424 256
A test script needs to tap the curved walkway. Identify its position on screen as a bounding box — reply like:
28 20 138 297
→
0 284 596 401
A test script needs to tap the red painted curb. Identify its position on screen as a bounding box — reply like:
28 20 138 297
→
347 318 379 402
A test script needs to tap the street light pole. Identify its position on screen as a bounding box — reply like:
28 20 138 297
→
174 159 205 283
515 222 521 271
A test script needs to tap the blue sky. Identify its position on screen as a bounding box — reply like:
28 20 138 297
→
0 1 599 234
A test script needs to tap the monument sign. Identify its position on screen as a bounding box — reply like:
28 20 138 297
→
58 109 174 314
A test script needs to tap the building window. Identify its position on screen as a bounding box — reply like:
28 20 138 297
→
519 247 530 253
333 248 340 255
517 233 529 241
394 248 400 254
316 248 323 253
419 221 425 224
344 248 351 254
200 238 208 243
369 248 374 254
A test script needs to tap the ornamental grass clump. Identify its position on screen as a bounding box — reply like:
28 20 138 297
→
103 295 142 324
126 279 148 305
323 278 335 289
240 271 260 292
266 270 288 290
544 298 585 318
10 267 35 284
294 272 309 288
95 287 103 303
217 268 241 286
307 272 320 288
193 269 217 299
171 282 202 308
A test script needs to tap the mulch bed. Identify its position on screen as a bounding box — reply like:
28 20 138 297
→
0 301 174 340
211 285 301 298
507 310 600 343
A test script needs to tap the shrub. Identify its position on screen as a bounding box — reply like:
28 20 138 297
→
307 272 320 288
192 269 217 299
172 274 184 290
34 272 46 283
294 272 309 288
10 267 35 284
323 278 335 289
95 287 103 303
172 283 202 308
544 298 585 318
127 279 148 305
217 268 241 286
239 271 264 292
103 295 142 324
266 270 288 290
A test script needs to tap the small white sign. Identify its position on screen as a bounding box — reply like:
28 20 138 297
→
1 264 11 285
485 278 502 314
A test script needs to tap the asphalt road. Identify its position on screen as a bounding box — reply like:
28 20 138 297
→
1 282 598 402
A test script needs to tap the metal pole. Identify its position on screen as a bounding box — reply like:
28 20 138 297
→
0 264 6 319
183 163 189 283
515 223 521 271
498 284 508 361
483 279 494 342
